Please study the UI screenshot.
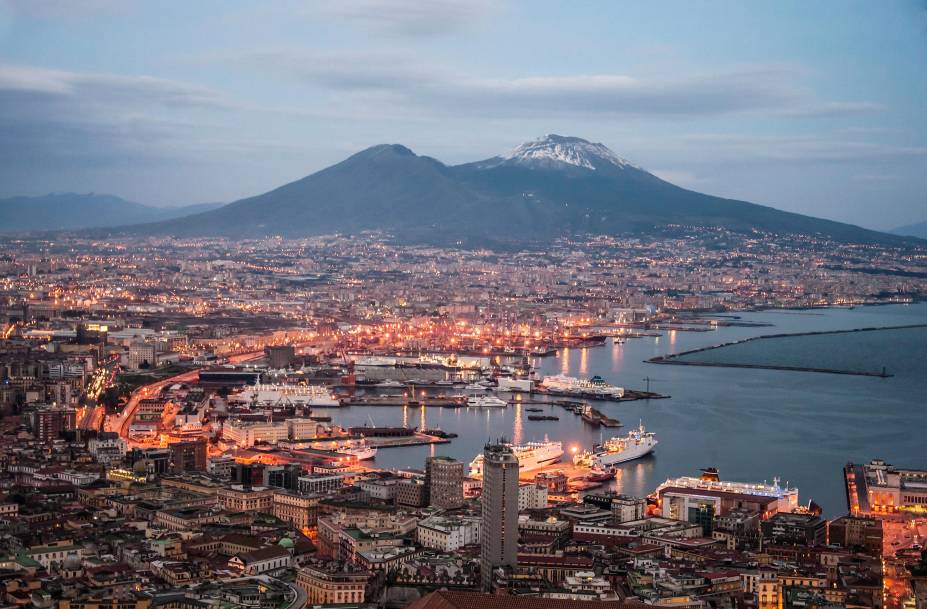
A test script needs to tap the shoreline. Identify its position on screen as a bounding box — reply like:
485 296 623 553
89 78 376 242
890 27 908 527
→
646 323 927 377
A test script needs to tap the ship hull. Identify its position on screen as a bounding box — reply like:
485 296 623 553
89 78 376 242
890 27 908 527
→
469 443 564 477
593 440 657 467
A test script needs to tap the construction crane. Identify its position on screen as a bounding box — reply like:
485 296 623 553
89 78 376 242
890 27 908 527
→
642 376 665 394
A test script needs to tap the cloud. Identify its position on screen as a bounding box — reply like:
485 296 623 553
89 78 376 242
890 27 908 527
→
852 173 899 182
220 50 878 119
0 63 229 108
316 0 497 37
0 0 131 20
217 49 435 91
0 61 245 179
650 169 713 188
672 133 927 164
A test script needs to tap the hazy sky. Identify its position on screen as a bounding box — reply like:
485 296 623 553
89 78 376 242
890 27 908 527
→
1 1 925 230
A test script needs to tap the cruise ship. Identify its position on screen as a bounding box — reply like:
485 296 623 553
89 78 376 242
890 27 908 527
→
542 374 625 399
469 439 564 477
467 395 507 408
655 473 800 511
573 422 657 468
230 383 341 407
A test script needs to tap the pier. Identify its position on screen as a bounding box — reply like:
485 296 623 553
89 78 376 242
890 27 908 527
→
645 324 927 377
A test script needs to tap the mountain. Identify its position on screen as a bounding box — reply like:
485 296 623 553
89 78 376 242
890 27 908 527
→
891 220 927 239
0 193 225 233
125 135 913 246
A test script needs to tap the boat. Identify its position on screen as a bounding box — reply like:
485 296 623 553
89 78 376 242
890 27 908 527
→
337 439 378 461
654 471 799 512
467 395 507 408
423 428 458 439
527 415 559 421
354 356 398 367
585 467 614 482
525 407 543 412
230 383 340 407
376 379 404 388
464 383 486 391
573 422 657 468
309 415 332 422
580 406 601 426
469 438 564 477
542 374 625 399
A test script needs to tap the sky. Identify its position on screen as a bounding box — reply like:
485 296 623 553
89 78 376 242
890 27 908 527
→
0 0 925 231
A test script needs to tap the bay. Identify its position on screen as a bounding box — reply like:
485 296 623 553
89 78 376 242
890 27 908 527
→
312 303 927 516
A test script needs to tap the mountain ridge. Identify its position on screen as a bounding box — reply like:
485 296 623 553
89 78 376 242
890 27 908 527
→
75 136 924 247
0 193 225 233
891 220 927 240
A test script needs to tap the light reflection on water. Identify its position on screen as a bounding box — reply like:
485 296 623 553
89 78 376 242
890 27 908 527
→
319 304 927 515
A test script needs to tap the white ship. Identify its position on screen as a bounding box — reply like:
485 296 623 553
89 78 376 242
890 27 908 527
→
542 374 625 398
231 383 340 407
467 395 507 408
655 473 799 512
469 438 564 477
355 356 398 367
339 440 378 461
314 438 378 461
376 379 404 388
573 422 657 468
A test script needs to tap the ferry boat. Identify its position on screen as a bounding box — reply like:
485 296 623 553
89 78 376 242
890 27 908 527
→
542 374 625 399
231 383 340 407
654 472 799 512
573 422 657 468
467 395 507 408
469 438 564 477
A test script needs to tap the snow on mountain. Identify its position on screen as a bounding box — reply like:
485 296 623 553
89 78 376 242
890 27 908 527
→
501 134 640 171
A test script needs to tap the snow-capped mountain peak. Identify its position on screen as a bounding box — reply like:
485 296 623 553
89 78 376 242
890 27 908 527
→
501 134 639 171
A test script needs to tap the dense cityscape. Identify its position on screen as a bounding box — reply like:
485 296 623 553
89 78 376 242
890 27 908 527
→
0 229 925 609
3 2 927 609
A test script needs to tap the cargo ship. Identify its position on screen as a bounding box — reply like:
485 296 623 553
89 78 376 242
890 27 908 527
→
469 438 564 477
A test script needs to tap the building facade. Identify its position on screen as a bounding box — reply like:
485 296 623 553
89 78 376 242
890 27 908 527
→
426 456 464 509
480 442 519 592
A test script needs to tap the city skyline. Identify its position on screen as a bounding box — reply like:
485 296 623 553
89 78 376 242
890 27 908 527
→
1 4 927 608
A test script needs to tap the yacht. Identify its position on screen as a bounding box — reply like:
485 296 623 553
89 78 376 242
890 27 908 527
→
467 395 507 408
338 439 377 461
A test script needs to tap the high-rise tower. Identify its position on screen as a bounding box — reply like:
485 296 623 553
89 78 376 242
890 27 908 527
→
480 441 519 592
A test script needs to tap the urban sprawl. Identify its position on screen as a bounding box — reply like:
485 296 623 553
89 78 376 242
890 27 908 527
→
1 230 926 609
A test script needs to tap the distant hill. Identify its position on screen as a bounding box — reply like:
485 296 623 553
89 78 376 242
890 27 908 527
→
0 193 224 233
110 136 915 246
891 220 927 239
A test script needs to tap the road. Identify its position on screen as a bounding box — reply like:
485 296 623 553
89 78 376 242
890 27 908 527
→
110 348 266 442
